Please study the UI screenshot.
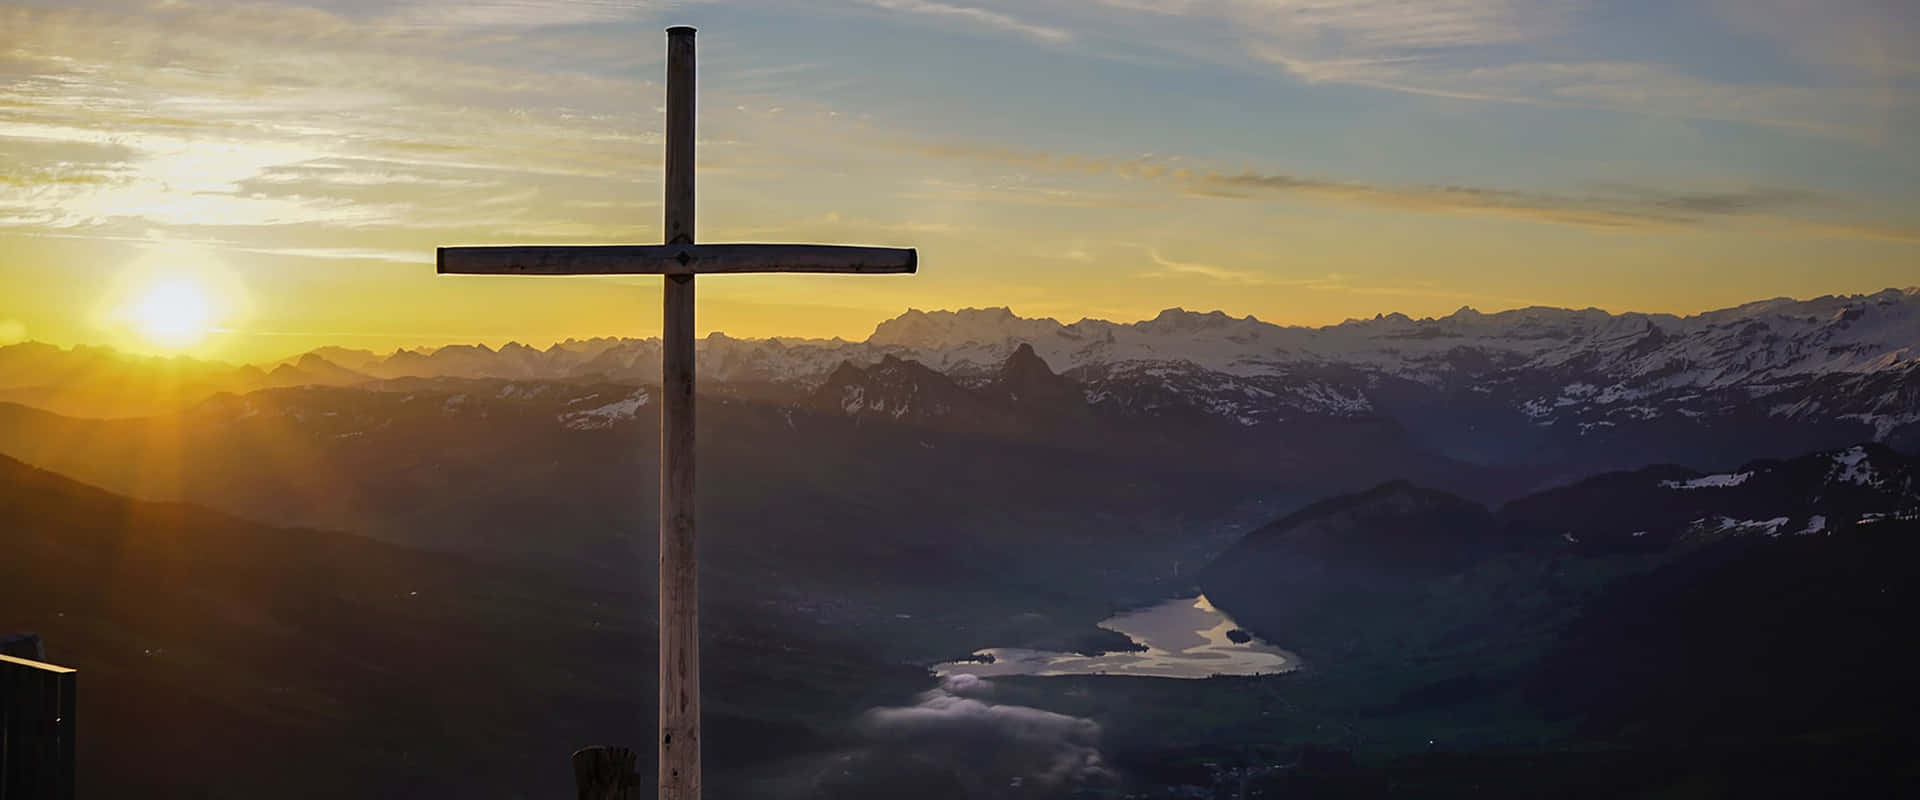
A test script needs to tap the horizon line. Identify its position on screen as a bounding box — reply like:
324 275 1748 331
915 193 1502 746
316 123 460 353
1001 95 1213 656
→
4 285 1915 369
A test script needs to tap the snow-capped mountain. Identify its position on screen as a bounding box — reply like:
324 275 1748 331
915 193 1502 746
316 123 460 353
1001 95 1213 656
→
808 344 1098 438
240 286 1916 428
3 288 1914 482
868 288 1917 382
840 290 1919 462
1501 443 1920 549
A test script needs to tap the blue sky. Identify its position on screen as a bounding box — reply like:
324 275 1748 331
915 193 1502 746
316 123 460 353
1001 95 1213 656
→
1 0 1916 360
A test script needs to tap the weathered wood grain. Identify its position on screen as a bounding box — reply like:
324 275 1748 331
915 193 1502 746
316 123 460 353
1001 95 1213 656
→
658 23 702 800
437 243 915 276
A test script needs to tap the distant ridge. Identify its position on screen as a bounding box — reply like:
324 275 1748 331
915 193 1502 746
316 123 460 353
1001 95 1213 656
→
7 286 1913 372
2 288 1915 443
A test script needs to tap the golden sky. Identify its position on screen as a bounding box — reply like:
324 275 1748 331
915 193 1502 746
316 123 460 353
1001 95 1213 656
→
2 0 1917 363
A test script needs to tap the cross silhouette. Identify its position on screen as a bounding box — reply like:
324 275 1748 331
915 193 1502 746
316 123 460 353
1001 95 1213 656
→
436 26 917 800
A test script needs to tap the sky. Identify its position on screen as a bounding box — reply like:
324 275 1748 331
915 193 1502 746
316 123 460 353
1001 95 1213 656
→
1 0 1916 363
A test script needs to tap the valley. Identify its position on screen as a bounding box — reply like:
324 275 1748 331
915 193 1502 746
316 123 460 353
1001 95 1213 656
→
1 288 1917 797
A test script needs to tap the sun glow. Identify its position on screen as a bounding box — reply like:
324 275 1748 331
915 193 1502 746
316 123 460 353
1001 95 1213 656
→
95 243 249 355
131 280 214 348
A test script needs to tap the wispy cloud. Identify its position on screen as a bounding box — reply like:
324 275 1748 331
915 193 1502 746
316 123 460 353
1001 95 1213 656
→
1107 0 1574 50
1138 247 1546 306
4 0 1901 272
220 245 430 264
909 139 1831 232
1769 219 1920 244
0 1 821 255
1711 0 1920 80
861 0 1914 141
380 0 663 30
1194 170 1819 228
856 0 1072 43
899 175 1145 208
1145 249 1274 283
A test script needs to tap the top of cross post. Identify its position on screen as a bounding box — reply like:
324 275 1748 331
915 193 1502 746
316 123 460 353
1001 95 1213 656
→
667 25 696 37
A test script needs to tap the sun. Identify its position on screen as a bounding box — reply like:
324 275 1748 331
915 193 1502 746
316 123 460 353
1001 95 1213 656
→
131 280 214 349
95 243 248 356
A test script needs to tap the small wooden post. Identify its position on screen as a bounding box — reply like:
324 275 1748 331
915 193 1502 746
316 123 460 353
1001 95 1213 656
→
1 652 77 800
658 24 701 800
573 745 643 800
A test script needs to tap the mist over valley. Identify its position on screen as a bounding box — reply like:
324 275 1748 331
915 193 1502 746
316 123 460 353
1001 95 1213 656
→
4 289 1918 796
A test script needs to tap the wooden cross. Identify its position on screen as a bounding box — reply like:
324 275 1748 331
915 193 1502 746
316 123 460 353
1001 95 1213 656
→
435 26 916 800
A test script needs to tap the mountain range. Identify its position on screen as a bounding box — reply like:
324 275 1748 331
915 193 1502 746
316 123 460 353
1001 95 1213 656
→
3 287 1919 795
5 288 1914 488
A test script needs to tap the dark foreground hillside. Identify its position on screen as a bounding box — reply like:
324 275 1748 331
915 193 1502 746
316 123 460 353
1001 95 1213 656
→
0 454 925 797
7 438 1920 797
1198 444 1920 796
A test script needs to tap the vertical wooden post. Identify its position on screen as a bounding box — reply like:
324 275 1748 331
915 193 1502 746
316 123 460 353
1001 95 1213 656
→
658 24 700 800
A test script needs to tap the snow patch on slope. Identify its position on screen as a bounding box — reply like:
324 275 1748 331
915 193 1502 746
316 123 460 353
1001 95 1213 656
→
1839 411 1920 441
1831 446 1873 484
1691 516 1792 536
1662 471 1755 490
559 391 649 430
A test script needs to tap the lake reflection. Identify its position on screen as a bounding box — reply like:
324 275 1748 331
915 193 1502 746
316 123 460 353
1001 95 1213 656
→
934 595 1296 679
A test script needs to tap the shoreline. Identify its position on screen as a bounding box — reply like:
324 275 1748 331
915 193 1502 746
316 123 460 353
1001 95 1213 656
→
932 593 1306 680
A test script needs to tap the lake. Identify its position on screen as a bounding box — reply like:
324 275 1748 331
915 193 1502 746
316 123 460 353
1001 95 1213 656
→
934 594 1297 679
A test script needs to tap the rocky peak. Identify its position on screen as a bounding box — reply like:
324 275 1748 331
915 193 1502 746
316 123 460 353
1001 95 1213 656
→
991 342 1085 412
869 307 1066 349
823 359 864 385
998 342 1054 382
1140 307 1238 332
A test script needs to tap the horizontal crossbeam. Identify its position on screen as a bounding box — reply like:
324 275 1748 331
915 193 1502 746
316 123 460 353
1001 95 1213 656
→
437 243 916 276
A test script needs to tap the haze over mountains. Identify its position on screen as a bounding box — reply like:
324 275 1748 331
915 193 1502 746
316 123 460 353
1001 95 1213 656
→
2 286 1911 612
4 287 1915 485
5 416 1914 795
1197 443 1919 782
3 287 1918 796
0 452 930 797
